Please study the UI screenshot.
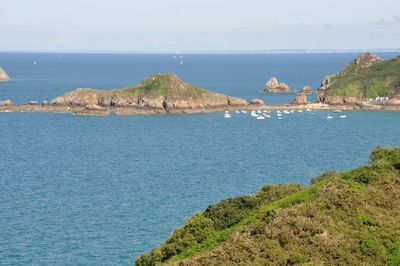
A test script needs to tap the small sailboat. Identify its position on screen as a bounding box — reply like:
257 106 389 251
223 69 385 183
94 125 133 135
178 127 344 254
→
180 56 184 66
33 60 37 65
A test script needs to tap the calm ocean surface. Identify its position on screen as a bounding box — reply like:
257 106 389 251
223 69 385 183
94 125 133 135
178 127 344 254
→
0 52 399 265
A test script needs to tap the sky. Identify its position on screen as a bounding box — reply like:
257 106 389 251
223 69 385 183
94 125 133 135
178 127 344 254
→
0 0 399 52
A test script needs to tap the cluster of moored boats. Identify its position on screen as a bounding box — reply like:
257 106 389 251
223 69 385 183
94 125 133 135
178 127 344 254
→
224 109 348 120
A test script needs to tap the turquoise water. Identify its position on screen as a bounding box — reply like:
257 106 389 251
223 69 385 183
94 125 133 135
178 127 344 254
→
0 53 399 265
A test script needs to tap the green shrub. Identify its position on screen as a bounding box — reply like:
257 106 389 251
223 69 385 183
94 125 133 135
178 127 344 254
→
358 214 376 226
136 213 215 266
255 184 303 203
311 171 339 185
360 235 381 256
370 146 400 169
204 196 258 230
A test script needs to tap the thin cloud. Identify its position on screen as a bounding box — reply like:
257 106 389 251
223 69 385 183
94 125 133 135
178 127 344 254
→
373 15 400 26
54 28 83 45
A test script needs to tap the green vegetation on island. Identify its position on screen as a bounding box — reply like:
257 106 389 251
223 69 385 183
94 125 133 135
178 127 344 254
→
136 146 400 265
318 53 400 103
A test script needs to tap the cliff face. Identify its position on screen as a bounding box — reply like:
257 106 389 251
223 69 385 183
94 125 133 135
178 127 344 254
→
51 73 250 112
263 77 291 93
0 66 10 82
317 53 400 104
136 147 400 266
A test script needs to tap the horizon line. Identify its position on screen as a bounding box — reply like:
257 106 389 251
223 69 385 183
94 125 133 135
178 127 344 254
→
1 48 400 55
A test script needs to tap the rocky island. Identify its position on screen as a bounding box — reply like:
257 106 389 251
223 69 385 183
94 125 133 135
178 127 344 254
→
0 73 266 115
0 66 10 82
317 52 400 109
298 85 313 94
263 77 291 93
136 146 400 266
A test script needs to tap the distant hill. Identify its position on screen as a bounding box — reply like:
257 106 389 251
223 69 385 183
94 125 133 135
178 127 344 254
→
51 73 253 113
136 146 400 265
317 53 400 104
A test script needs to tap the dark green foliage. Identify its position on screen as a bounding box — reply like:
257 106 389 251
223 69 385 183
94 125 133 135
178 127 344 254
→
136 214 215 266
371 146 400 169
358 214 376 226
311 170 339 184
255 183 303 202
360 235 381 256
204 196 258 230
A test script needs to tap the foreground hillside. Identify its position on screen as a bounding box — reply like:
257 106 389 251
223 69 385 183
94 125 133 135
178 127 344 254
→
317 53 400 105
136 147 400 265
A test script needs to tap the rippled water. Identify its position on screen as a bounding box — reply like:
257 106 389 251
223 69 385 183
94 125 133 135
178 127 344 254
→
0 53 399 265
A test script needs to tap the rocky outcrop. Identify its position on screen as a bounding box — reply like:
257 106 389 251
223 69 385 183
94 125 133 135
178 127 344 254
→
0 67 10 82
263 77 291 93
291 95 308 105
353 52 382 68
298 86 312 94
0 99 14 106
250 98 266 105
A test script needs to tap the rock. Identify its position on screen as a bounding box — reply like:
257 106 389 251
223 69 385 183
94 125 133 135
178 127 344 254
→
250 98 266 105
354 52 383 69
291 95 308 105
0 66 10 82
298 86 312 94
0 99 14 106
85 104 103 110
386 97 400 105
263 77 291 93
27 101 39 105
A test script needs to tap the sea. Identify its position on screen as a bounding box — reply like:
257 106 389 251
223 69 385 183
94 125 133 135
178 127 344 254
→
0 52 399 265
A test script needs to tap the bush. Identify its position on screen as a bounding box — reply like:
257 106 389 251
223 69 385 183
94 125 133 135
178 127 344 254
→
360 235 381 256
370 146 400 169
204 196 258 230
311 171 339 185
136 213 215 266
255 184 303 203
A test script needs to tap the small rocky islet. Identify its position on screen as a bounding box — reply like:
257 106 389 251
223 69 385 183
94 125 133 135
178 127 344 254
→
0 66 10 82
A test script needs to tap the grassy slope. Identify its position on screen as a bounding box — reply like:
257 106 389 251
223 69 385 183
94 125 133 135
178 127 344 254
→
123 73 207 99
135 147 400 265
326 56 400 98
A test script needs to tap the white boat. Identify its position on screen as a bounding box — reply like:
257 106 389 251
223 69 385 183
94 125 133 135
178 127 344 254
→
333 109 342 113
306 109 311 112
256 110 262 114
224 114 231 118
277 113 282 117
340 115 347 118
297 110 303 113
278 117 283 120
256 116 265 120
225 111 229 114
235 111 240 113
